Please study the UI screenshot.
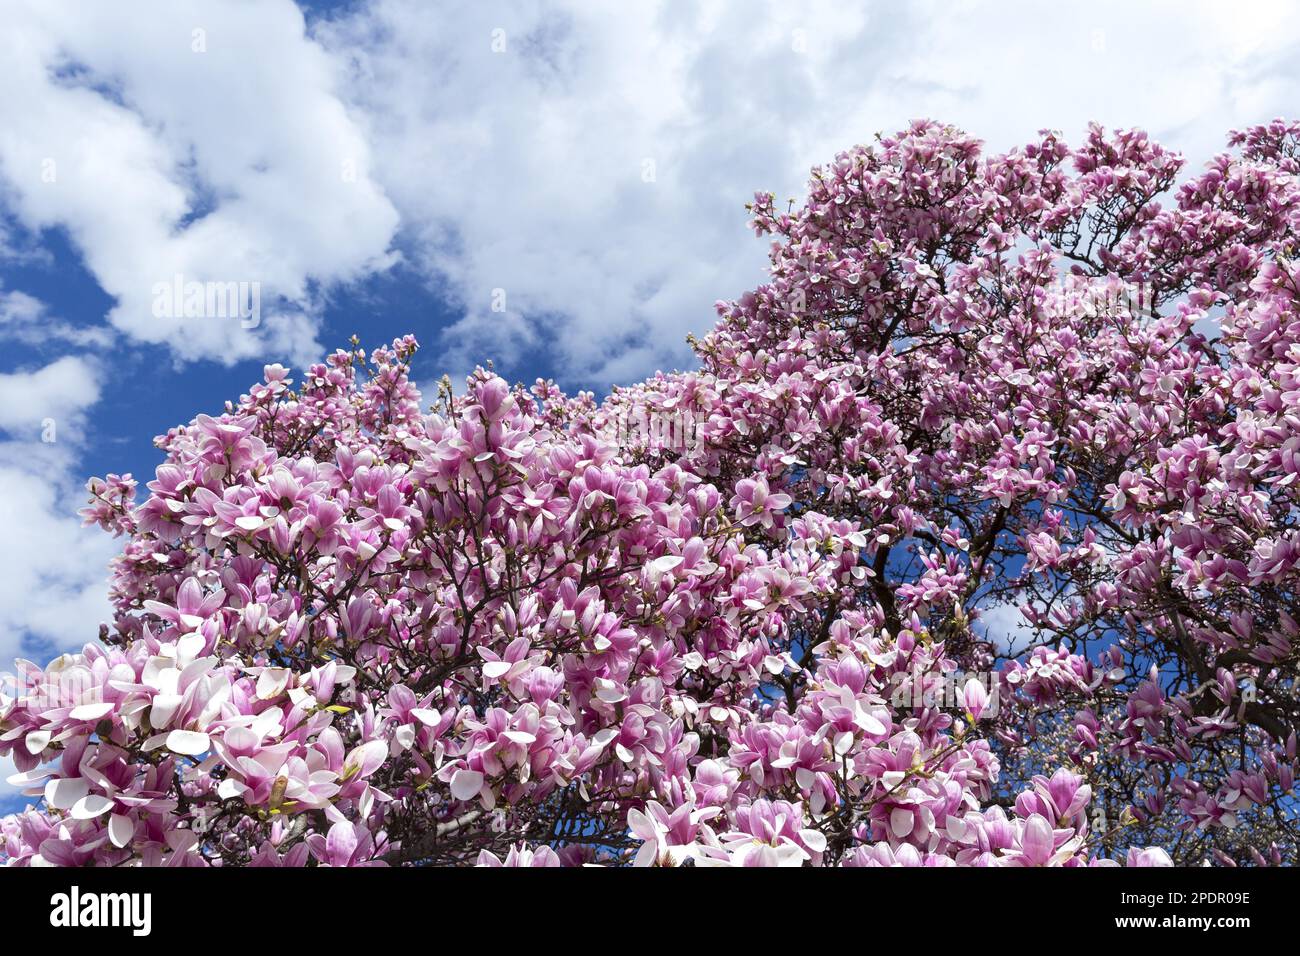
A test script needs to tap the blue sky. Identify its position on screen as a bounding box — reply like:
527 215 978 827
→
4 0 1300 807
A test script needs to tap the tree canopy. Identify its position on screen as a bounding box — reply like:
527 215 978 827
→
6 119 1300 866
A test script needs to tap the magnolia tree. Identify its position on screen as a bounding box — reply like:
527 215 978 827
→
5 120 1300 868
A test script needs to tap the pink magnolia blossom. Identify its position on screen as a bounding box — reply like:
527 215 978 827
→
7 122 1300 867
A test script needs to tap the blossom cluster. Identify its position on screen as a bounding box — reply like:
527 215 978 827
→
7 119 1300 866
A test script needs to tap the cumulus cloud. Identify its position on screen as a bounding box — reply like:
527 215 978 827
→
0 0 400 367
0 354 100 436
0 465 116 662
4 0 1300 383
973 599 1040 658
317 0 826 385
315 0 1300 386
0 286 112 349
0 348 114 673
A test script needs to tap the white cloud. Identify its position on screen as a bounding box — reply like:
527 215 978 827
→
0 464 116 665
315 0 1300 386
0 0 400 367
0 355 100 436
0 287 41 324
0 286 112 348
974 599 1039 658
4 1 1300 382
0 349 113 682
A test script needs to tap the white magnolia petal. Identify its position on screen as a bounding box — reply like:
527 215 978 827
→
890 807 915 838
482 661 512 680
650 555 683 574
450 768 484 801
69 702 115 722
165 729 211 756
71 794 115 820
108 813 134 849
45 777 90 811
149 693 184 730
801 829 828 853
410 708 442 727
5 768 53 787
256 668 291 700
